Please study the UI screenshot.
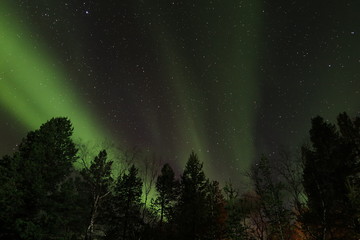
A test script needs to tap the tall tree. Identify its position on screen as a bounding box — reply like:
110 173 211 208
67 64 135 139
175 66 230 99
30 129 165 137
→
106 164 143 240
204 181 226 240
301 113 360 239
251 156 291 240
0 154 23 239
273 150 306 239
176 151 209 240
154 163 179 226
139 154 161 222
0 117 79 239
338 113 360 232
223 181 250 240
18 117 78 191
81 150 113 240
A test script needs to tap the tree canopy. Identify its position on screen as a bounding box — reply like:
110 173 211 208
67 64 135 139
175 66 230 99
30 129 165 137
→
0 113 359 240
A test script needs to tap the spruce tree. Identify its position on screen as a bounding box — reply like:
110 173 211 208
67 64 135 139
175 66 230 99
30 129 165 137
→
0 117 79 239
106 164 143 240
176 151 209 240
155 163 179 226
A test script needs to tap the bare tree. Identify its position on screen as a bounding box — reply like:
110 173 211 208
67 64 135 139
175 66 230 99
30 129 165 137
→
138 153 162 222
275 150 305 216
249 156 292 240
245 193 268 240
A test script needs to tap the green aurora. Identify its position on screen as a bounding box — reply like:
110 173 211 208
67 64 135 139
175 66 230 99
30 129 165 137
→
0 1 264 183
0 3 111 151
1 0 359 187
151 1 263 182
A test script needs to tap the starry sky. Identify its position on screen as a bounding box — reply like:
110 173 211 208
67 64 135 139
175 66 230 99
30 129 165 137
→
1 0 359 183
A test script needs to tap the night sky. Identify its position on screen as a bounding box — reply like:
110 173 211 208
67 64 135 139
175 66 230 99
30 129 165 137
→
1 0 359 183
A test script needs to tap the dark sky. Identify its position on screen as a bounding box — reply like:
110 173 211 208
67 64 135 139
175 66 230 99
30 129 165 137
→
1 0 359 183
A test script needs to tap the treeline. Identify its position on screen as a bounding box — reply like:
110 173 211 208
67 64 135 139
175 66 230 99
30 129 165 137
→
0 113 359 240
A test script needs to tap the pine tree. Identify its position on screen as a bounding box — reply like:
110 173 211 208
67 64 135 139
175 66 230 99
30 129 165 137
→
155 163 179 226
0 118 79 239
18 117 78 192
176 151 209 240
106 164 143 240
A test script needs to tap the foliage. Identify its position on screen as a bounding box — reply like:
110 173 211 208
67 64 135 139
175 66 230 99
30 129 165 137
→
301 113 360 239
0 113 359 240
105 164 143 240
176 151 210 240
0 117 80 239
154 163 179 225
81 150 113 240
223 181 251 240
203 181 227 240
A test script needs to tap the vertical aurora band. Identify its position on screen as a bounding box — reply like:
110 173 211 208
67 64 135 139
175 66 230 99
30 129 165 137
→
149 1 263 180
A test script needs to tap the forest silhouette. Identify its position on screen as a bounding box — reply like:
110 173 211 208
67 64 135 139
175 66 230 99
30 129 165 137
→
0 113 359 240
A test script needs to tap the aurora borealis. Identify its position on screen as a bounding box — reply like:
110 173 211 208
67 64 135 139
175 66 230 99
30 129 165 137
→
1 1 360 183
0 2 109 145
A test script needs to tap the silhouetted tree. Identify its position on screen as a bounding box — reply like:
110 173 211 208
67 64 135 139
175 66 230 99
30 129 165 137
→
271 150 306 239
203 180 226 240
251 156 291 240
0 154 23 239
0 117 79 239
274 150 305 215
176 151 209 240
49 173 90 239
81 150 113 240
2 112 359 240
149 163 179 239
105 164 143 240
301 113 360 239
139 154 161 223
338 113 360 233
223 181 250 240
154 163 179 226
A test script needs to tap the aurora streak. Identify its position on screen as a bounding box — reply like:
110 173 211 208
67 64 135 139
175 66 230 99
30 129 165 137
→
1 0 359 185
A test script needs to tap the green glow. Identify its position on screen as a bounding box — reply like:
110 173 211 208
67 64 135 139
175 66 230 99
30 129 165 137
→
0 3 111 156
146 1 263 181
0 1 264 186
216 1 263 179
163 51 213 175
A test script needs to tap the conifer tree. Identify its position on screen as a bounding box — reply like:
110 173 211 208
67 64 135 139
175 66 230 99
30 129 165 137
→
155 163 179 226
176 151 209 240
0 154 23 239
204 181 226 240
301 113 360 239
106 164 143 240
0 117 79 239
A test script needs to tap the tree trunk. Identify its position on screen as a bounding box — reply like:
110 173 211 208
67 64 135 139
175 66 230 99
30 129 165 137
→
85 195 100 240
